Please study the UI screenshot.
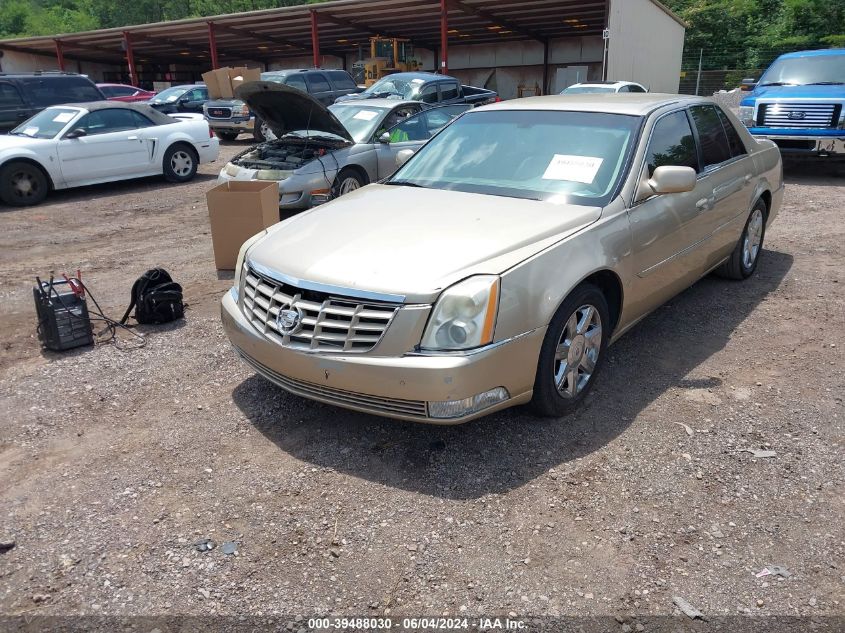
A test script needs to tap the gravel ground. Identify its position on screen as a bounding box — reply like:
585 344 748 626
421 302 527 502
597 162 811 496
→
0 144 843 630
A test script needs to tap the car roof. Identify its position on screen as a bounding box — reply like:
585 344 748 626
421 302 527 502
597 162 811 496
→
479 93 708 116
778 48 845 59
330 98 418 109
48 100 175 124
97 83 140 88
375 72 449 82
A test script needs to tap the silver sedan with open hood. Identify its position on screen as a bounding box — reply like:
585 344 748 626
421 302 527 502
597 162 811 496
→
222 94 783 424
217 81 470 209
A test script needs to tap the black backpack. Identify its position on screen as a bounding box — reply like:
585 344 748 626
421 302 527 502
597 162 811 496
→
120 268 184 325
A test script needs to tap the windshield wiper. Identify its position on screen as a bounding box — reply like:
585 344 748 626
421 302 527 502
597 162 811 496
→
385 180 428 188
805 81 844 85
8 131 32 137
760 82 797 87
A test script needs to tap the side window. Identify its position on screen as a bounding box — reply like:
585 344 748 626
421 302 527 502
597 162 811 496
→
99 86 117 97
327 71 357 90
628 84 647 93
715 107 747 158
285 74 307 92
186 88 206 101
689 104 732 169
645 110 700 177
76 108 138 135
419 84 438 104
130 111 155 128
0 82 25 107
440 82 460 100
306 73 332 94
618 85 631 93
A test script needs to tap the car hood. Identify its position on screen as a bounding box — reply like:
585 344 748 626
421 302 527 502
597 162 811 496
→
246 185 602 303
0 134 52 150
750 84 845 100
235 81 353 142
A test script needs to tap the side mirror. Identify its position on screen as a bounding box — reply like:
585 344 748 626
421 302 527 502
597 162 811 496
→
647 166 696 194
378 132 391 144
740 78 757 92
396 148 415 167
65 128 87 139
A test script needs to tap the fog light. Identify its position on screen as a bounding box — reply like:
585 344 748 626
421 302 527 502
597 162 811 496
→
428 387 510 419
310 188 331 205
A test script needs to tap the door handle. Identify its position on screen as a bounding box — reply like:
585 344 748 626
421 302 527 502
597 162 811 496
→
127 136 139 140
744 174 752 183
696 197 714 211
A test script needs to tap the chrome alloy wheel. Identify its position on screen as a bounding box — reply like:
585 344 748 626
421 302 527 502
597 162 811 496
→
554 304 603 399
170 150 194 177
338 176 361 195
743 208 764 270
10 170 40 200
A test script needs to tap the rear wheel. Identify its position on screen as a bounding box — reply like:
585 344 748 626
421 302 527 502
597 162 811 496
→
162 144 198 183
216 130 239 142
530 284 610 417
0 161 49 207
716 199 766 280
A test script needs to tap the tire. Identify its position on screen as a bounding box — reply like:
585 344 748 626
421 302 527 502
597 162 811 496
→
331 168 365 199
530 283 610 418
0 161 49 207
253 118 276 142
162 144 198 183
216 130 239 142
715 199 767 280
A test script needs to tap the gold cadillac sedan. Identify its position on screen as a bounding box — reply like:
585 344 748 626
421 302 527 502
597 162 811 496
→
221 94 783 424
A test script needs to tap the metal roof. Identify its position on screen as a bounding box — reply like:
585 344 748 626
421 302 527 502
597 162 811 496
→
0 0 683 67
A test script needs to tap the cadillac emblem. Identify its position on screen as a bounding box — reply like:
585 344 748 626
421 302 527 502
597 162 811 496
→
276 307 303 335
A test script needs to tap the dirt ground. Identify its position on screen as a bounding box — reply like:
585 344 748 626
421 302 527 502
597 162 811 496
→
0 144 842 630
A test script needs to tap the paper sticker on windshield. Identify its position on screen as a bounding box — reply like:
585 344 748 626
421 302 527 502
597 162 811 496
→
542 154 604 183
23 127 39 136
353 110 379 121
53 112 75 123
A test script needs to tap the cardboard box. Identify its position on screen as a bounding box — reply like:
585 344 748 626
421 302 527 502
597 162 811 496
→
206 181 280 270
202 66 261 100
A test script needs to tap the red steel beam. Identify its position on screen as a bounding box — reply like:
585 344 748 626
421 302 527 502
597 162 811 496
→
440 0 448 74
122 31 138 87
207 22 219 69
54 39 65 71
310 10 320 68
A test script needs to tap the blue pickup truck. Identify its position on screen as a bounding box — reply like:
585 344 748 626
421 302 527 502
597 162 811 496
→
738 49 845 159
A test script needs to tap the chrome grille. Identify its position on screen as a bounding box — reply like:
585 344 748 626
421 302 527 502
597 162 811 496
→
242 265 399 353
206 107 232 119
236 348 429 418
760 102 838 128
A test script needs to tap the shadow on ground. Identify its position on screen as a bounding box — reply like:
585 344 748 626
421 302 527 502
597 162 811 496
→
233 250 793 500
783 159 844 186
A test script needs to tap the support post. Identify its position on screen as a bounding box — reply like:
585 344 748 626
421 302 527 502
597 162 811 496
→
695 48 703 96
123 31 138 87
310 10 321 68
440 0 449 74
542 39 550 95
54 39 65 71
207 22 219 69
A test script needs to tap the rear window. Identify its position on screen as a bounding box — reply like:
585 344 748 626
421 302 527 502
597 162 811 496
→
20 77 102 108
327 71 357 90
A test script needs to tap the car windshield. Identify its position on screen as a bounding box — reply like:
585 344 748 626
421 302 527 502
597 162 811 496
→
10 107 79 139
563 86 617 94
388 110 640 205
361 76 419 99
150 86 189 104
328 104 387 143
760 54 845 86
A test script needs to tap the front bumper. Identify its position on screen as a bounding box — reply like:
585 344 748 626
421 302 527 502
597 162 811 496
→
217 166 334 210
750 133 845 157
221 289 542 424
208 117 254 133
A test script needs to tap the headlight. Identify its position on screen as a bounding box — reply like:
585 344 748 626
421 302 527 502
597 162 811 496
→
232 104 249 116
421 276 500 351
256 169 291 181
738 105 755 127
234 231 267 294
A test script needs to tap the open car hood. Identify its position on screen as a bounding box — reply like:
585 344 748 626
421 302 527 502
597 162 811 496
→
235 81 353 142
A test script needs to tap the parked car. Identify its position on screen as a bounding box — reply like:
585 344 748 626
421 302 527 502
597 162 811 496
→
738 48 845 159
147 84 209 114
0 102 218 206
205 69 363 142
561 81 648 94
218 81 470 209
221 94 783 424
335 72 498 106
97 83 156 103
0 72 104 133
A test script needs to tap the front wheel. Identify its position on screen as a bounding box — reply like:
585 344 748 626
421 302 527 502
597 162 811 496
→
162 144 198 183
331 168 365 199
530 284 610 417
716 199 766 280
0 161 49 207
